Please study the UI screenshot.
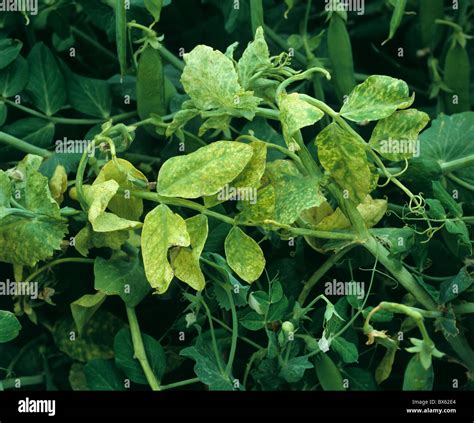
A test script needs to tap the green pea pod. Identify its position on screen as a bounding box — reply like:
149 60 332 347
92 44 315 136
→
383 0 407 46
250 0 264 37
137 45 167 121
328 13 356 101
443 42 471 114
419 0 444 50
402 354 434 390
115 0 127 78
314 353 345 391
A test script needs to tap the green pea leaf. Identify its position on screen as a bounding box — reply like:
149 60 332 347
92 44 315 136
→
238 309 265 331
85 180 142 232
0 56 28 97
94 255 151 307
402 354 434 391
0 39 22 69
53 311 125 362
371 227 415 258
180 335 233 390
66 73 112 118
369 110 430 161
84 359 125 391
340 75 414 123
171 214 209 292
279 356 313 383
237 26 272 90
279 93 324 149
94 159 148 221
141 204 190 294
0 310 22 343
420 112 474 203
224 227 265 283
71 291 107 337
331 337 359 364
144 0 163 22
315 122 373 204
157 141 254 198
114 328 166 384
25 43 66 116
181 45 260 119
439 267 473 304
344 367 378 391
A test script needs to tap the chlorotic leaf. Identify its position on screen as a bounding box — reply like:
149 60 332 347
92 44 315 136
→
141 204 190 293
369 110 430 161
316 123 374 204
224 227 265 283
340 75 414 122
157 141 254 198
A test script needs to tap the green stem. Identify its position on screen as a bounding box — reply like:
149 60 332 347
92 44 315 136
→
71 26 118 62
25 258 94 284
446 173 474 191
160 377 201 390
0 131 52 157
125 306 161 391
212 316 263 350
201 298 225 375
224 286 238 377
1 374 45 390
298 246 353 305
454 303 474 315
441 154 474 173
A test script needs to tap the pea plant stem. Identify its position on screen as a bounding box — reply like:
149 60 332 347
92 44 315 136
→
0 374 45 390
160 377 201 390
224 285 238 377
453 303 474 315
200 297 226 375
125 306 161 391
0 131 52 157
24 258 95 284
298 246 354 305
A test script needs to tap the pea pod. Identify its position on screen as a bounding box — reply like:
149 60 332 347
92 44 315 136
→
402 354 434 390
383 0 407 46
443 41 471 114
419 0 444 50
115 0 127 78
327 13 356 101
137 45 167 122
314 353 345 391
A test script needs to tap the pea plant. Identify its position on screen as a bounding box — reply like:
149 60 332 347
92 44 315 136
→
0 0 473 394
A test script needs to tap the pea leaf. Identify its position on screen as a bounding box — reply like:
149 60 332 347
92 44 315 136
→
279 93 324 149
314 353 345 391
315 122 373 203
94 159 148 221
239 309 265 330
237 26 272 90
344 367 378 391
279 356 313 383
438 267 473 304
369 110 430 161
141 204 190 294
94 255 151 307
180 336 233 391
171 214 208 292
75 224 129 257
371 227 415 258
402 354 434 391
224 227 265 283
157 141 254 198
85 180 142 232
340 76 414 123
144 0 163 22
66 73 112 118
25 43 66 116
181 45 260 119
114 328 166 384
84 359 125 391
419 112 474 202
0 56 28 97
0 39 22 69
383 0 408 45
0 310 22 343
71 291 107 337
331 337 359 364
